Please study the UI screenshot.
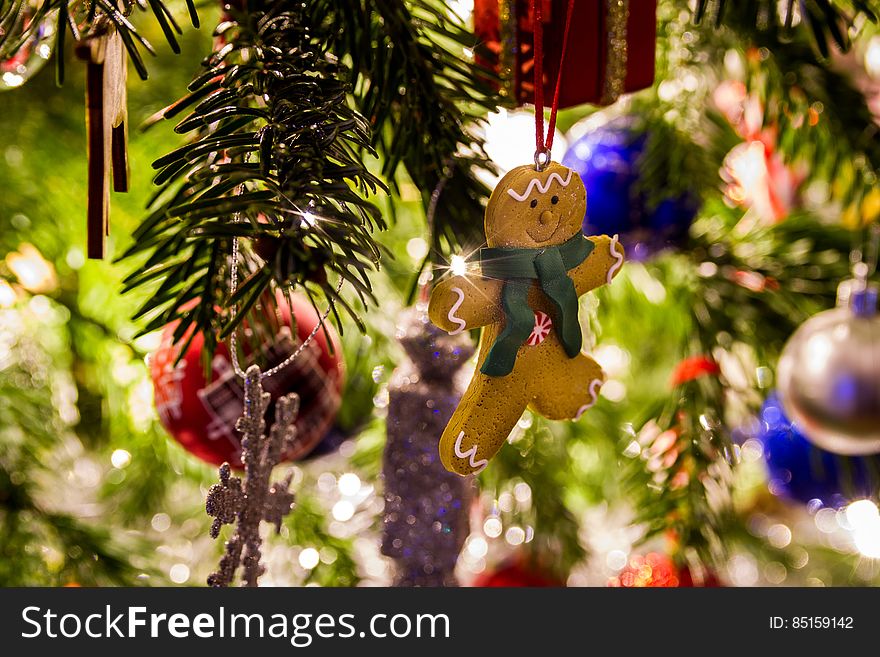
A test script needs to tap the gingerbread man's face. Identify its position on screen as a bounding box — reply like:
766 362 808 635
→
484 162 587 249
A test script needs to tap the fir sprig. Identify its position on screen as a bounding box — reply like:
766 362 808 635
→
697 0 880 214
625 205 855 569
121 2 387 363
0 324 144 585
124 1 505 363
316 0 502 254
694 0 878 56
0 0 199 84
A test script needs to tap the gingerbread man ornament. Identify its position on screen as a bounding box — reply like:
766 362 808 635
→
429 162 624 475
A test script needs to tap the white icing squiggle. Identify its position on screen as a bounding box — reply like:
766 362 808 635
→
606 234 624 284
507 170 573 202
447 286 467 335
574 378 604 420
453 431 488 474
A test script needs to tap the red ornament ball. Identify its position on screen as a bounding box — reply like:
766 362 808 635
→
150 294 344 467
607 552 721 587
473 560 563 588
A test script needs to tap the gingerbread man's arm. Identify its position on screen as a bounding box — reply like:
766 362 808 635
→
571 235 626 295
429 274 504 334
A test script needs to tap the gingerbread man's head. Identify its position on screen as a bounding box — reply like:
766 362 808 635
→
484 162 587 249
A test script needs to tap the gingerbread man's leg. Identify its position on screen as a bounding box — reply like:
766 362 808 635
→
529 354 606 421
439 371 530 476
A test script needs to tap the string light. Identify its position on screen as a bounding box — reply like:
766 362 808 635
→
0 280 16 307
847 499 879 525
866 36 880 78
483 517 502 538
6 243 57 293
169 563 190 584
317 472 337 493
767 523 792 549
606 550 628 571
466 535 488 558
151 513 172 533
513 482 532 504
504 526 525 546
482 110 568 180
332 500 355 522
338 473 361 497
110 449 131 469
814 507 839 533
847 500 880 558
449 255 467 277
298 547 320 570
406 237 429 261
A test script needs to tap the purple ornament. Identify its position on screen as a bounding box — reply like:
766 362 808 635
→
381 308 475 586
561 116 699 260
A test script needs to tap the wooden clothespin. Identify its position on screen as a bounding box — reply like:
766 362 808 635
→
75 23 129 260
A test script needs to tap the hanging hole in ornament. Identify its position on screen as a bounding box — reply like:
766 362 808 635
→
534 148 551 172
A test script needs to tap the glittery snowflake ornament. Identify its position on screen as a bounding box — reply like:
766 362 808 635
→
206 365 298 587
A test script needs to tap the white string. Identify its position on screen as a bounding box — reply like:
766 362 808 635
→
866 224 880 278
227 158 343 381
426 163 452 235
229 234 344 381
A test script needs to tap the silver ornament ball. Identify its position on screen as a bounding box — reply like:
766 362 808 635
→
777 286 880 456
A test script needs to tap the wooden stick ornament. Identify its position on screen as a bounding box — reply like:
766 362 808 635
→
75 19 129 259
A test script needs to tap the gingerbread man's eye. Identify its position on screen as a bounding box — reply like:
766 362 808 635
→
530 199 538 209
551 195 559 205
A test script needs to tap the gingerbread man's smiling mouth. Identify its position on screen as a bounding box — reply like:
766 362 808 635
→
526 210 561 243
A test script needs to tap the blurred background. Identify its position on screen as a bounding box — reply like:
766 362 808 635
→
1 0 880 587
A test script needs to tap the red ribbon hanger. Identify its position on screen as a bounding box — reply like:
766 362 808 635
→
531 0 576 170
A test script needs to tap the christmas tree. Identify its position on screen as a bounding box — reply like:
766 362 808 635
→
1 0 879 588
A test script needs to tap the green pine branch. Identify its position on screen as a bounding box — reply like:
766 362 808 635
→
315 0 503 254
124 1 507 364
482 418 587 579
696 0 880 212
624 203 857 568
690 203 854 352
0 331 144 585
121 2 387 364
623 372 736 568
694 0 878 56
0 0 199 84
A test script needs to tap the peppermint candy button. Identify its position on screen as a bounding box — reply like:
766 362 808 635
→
527 311 553 346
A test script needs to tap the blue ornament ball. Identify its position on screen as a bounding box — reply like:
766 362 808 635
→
758 392 880 508
561 116 699 260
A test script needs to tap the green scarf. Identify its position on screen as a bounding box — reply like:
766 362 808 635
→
478 234 594 377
